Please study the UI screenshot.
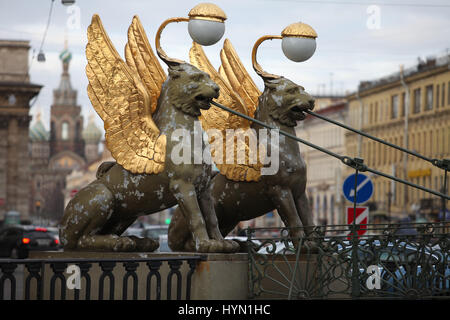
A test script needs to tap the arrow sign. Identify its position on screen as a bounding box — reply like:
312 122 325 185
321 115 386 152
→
342 173 373 204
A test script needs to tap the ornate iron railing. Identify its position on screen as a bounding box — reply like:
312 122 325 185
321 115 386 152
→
0 255 204 300
212 99 449 299
246 222 449 299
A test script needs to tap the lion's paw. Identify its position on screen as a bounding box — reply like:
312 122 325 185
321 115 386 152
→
112 237 136 252
195 239 240 253
131 236 160 252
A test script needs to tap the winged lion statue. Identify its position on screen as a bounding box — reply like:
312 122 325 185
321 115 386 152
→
168 39 316 251
59 15 240 253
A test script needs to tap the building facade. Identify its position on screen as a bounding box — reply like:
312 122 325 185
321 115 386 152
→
0 40 42 222
296 101 348 225
346 54 450 220
28 45 102 223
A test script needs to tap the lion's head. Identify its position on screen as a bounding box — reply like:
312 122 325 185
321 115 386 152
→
260 77 315 127
165 63 220 117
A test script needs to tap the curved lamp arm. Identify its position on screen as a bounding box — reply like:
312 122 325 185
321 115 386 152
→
155 17 189 66
155 3 227 67
251 35 282 80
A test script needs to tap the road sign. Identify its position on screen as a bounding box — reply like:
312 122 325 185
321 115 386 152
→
347 206 369 238
342 173 373 204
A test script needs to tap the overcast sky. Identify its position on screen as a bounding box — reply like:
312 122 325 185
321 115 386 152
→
1 0 449 131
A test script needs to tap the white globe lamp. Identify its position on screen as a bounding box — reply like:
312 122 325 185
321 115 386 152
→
188 3 227 46
281 22 317 62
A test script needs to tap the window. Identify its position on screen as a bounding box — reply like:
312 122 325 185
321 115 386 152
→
442 83 445 107
316 195 320 216
50 121 55 140
391 94 399 119
76 122 81 141
379 100 384 122
429 131 433 156
62 122 69 140
393 137 397 162
435 128 440 155
330 195 335 220
401 92 406 116
413 88 421 113
425 85 433 110
374 102 378 123
436 84 440 108
417 132 422 152
448 81 450 105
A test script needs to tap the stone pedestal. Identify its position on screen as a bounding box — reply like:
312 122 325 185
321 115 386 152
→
190 253 248 300
27 251 248 300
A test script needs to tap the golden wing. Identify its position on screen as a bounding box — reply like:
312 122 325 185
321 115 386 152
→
189 42 247 130
219 39 261 117
189 42 263 182
125 15 167 114
86 14 166 174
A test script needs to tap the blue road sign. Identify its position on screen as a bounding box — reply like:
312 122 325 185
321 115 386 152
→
342 173 373 204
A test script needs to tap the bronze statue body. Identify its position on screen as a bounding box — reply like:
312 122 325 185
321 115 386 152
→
59 14 241 253
60 63 238 253
168 76 315 251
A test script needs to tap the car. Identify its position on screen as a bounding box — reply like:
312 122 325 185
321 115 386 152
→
332 239 449 295
46 227 62 249
143 225 169 240
0 225 60 259
122 221 147 237
156 234 171 252
225 236 263 253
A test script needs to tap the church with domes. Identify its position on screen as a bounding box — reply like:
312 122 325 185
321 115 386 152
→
28 45 103 222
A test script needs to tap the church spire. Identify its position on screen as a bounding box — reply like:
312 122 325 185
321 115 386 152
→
53 37 77 106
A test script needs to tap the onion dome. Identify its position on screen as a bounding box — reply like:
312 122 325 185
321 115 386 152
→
82 115 102 144
29 113 50 142
53 40 77 106
59 48 72 64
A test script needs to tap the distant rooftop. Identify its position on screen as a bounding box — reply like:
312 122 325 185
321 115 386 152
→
312 94 346 99
357 53 450 92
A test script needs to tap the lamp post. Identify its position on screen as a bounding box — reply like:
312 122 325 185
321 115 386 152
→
155 3 227 65
399 65 410 214
251 21 317 79
386 191 392 222
35 200 41 225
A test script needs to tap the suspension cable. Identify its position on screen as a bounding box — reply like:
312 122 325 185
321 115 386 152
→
304 109 448 170
211 101 345 161
210 100 450 201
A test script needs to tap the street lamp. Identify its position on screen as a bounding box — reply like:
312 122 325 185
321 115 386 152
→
37 50 46 62
252 21 318 79
281 22 317 62
188 3 226 46
61 0 75 5
35 200 41 224
155 2 227 65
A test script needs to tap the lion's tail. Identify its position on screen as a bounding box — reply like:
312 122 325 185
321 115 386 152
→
96 161 116 179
